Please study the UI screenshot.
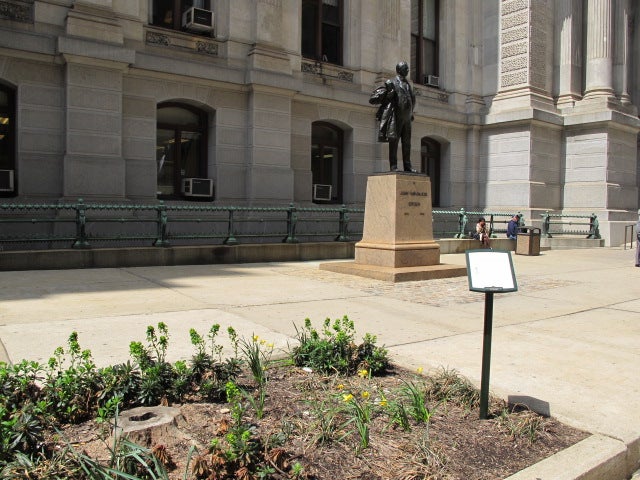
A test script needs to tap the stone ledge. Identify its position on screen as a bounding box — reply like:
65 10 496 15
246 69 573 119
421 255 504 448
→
0 242 356 271
0 238 603 272
505 434 628 480
319 261 467 282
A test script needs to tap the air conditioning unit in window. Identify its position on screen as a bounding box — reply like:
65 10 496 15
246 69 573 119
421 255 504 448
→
182 7 214 33
0 169 14 192
425 75 440 88
182 178 214 198
312 184 332 202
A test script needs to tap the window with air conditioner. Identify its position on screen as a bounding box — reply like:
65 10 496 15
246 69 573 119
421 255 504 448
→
411 0 439 86
182 177 214 198
182 6 214 33
311 122 343 204
156 102 209 199
150 0 212 34
0 83 15 196
312 184 332 202
425 75 440 88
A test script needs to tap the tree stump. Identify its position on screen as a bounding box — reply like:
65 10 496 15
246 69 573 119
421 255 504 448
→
113 405 189 447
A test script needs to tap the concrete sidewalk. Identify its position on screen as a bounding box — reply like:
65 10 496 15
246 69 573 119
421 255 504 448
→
0 248 638 479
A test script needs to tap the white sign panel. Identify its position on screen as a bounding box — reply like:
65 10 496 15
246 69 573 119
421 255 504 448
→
465 250 518 293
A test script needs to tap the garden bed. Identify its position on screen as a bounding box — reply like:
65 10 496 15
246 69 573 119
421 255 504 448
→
1 318 588 479
55 363 588 480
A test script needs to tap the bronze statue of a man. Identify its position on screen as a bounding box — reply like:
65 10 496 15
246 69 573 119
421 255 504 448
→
369 61 416 172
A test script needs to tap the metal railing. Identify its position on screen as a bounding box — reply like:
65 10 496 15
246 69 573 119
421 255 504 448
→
0 200 603 251
624 224 636 250
0 200 365 250
540 211 600 239
434 208 525 239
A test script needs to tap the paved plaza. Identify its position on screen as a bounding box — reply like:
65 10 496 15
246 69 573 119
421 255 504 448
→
0 248 639 479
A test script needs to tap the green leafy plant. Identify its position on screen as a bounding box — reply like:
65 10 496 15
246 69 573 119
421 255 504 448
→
0 360 48 465
186 325 242 403
5 404 46 458
238 334 275 419
96 394 122 425
291 316 389 376
146 322 169 365
42 332 102 424
189 324 224 381
383 395 411 431
136 363 173 406
130 322 170 369
399 379 435 424
256 464 276 478
0 360 44 412
240 334 273 388
70 435 171 479
290 461 305 478
97 361 141 411
340 390 374 451
129 323 177 405
227 326 240 358
169 360 191 403
205 381 264 476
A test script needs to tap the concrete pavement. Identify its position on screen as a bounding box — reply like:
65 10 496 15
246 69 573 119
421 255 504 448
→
0 247 639 479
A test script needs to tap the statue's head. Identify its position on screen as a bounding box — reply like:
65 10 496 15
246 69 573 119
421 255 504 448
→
396 61 409 77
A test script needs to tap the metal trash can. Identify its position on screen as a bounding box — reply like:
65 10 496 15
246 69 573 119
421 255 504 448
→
516 226 541 256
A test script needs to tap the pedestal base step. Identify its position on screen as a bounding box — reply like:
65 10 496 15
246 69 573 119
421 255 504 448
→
319 261 468 283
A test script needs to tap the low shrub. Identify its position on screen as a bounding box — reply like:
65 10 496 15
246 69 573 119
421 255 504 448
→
290 316 389 376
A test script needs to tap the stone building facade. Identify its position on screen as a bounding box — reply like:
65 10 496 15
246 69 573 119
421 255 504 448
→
0 0 638 245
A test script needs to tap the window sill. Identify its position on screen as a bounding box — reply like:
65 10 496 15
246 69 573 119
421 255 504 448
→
157 195 215 203
145 25 219 57
301 60 354 83
414 85 450 104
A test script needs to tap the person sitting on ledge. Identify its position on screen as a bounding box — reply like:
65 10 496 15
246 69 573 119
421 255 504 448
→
474 217 491 248
506 214 520 240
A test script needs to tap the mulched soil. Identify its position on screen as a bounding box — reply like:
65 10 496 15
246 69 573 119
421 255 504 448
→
60 364 588 480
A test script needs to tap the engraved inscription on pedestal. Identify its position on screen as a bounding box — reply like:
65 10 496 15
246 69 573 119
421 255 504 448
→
355 174 440 268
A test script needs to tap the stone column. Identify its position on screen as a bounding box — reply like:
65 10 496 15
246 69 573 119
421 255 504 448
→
555 0 583 107
464 125 480 208
584 0 614 98
245 86 294 202
247 0 291 74
59 1 134 199
492 0 554 111
613 0 632 104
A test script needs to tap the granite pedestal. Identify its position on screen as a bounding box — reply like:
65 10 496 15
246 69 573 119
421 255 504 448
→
321 173 467 282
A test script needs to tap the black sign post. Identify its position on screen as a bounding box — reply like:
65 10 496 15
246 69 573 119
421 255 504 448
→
465 250 518 419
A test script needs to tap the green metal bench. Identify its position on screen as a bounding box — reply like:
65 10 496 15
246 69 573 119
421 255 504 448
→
540 211 600 239
432 208 525 239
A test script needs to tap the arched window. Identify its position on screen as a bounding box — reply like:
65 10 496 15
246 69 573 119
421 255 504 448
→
156 103 208 198
421 137 440 207
0 83 16 195
311 122 343 203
